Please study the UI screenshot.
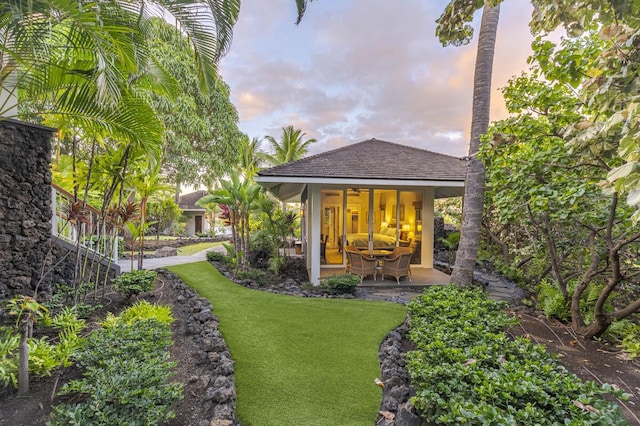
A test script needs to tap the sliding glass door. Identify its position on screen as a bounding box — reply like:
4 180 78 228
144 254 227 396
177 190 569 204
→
320 188 423 265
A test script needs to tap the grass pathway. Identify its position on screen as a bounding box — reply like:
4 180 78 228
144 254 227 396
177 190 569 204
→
168 262 406 426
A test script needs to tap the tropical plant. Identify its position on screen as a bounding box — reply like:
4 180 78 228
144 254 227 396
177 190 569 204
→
5 296 48 395
1 308 85 391
113 270 157 300
146 196 182 241
437 1 501 287
320 274 359 294
50 305 181 425
1 0 240 133
197 171 262 269
130 161 173 269
264 125 316 167
237 135 267 180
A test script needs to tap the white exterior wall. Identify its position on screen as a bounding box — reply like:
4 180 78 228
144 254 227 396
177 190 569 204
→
183 211 209 236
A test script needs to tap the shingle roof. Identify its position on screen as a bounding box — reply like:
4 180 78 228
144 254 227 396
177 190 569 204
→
178 190 208 210
257 138 467 181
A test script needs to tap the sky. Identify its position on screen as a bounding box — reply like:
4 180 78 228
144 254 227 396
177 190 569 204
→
219 0 539 158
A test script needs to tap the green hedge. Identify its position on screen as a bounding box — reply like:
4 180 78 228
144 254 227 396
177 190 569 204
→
406 285 629 425
320 273 360 294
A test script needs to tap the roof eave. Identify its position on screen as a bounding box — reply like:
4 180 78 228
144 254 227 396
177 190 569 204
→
255 175 465 187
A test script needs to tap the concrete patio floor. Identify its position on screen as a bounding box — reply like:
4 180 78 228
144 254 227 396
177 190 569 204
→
320 266 450 288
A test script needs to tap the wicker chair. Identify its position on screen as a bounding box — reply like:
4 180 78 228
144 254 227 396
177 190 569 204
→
345 248 377 282
381 250 413 284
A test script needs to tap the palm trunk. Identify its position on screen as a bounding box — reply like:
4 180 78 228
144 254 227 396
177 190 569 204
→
450 2 500 286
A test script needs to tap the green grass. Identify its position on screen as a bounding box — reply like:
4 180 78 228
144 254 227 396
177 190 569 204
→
177 241 223 256
168 262 406 426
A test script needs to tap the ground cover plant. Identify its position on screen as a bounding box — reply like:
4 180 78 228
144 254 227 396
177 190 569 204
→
0 304 84 393
406 285 629 425
49 301 181 425
168 261 406 425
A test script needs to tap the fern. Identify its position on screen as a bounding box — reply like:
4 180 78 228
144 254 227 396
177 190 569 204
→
536 279 570 321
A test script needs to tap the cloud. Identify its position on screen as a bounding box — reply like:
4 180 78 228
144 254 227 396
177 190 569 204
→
220 0 536 158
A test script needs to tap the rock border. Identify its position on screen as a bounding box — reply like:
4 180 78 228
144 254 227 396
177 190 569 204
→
377 319 422 426
159 270 237 426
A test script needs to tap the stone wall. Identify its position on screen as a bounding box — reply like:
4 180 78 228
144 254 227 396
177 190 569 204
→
0 119 55 301
49 239 119 289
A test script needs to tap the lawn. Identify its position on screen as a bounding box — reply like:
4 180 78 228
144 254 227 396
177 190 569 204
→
168 262 406 426
177 241 223 256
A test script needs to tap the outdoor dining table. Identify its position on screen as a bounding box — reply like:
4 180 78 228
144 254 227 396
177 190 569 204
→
365 250 392 269
366 249 392 259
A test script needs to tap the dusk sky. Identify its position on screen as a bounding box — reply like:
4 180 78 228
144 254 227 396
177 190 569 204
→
219 0 539 158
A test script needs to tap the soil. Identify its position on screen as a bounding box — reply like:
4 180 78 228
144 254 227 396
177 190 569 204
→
1 273 639 425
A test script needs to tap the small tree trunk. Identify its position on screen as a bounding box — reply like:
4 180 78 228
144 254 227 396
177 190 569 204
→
576 315 610 339
17 318 31 396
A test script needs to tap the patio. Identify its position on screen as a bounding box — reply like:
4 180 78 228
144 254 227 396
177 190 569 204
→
320 266 450 288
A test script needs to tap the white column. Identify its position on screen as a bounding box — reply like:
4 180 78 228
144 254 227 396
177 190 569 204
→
309 184 322 285
423 188 434 268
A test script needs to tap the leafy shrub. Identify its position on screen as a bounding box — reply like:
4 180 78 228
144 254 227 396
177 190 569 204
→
536 279 570 321
0 308 84 390
438 231 460 250
102 301 174 327
406 285 628 425
113 270 157 299
50 305 182 425
0 327 19 388
321 274 359 294
236 269 269 286
206 250 226 263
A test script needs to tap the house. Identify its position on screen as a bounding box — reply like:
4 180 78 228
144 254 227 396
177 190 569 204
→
255 138 468 285
178 190 209 236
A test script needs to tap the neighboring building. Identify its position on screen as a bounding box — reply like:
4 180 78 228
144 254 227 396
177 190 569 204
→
178 190 209 236
255 138 467 285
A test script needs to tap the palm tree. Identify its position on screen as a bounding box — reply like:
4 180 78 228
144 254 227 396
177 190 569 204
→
238 135 268 180
437 1 501 286
130 161 174 269
197 170 262 269
0 0 240 139
264 126 316 166
264 125 316 211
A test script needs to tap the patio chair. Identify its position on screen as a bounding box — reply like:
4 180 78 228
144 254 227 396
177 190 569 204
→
343 245 359 273
320 234 328 264
345 248 377 282
381 251 413 284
